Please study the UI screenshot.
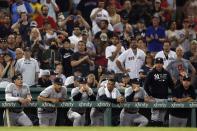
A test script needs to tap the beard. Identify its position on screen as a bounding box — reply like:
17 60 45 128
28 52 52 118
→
43 13 48 17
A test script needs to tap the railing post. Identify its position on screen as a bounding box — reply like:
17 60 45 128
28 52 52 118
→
104 108 112 126
191 108 196 127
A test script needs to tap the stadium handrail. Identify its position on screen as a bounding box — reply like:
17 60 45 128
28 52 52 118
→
0 101 197 127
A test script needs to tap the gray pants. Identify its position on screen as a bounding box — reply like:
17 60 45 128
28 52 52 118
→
151 109 167 122
169 114 187 127
3 110 32 126
90 108 104 126
120 109 148 126
38 112 57 126
67 109 85 126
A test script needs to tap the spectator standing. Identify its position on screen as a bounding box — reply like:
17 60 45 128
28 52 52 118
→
146 13 166 55
71 41 94 77
90 0 113 35
11 12 30 43
166 46 196 83
77 0 98 26
59 39 73 77
155 40 177 69
40 0 59 22
0 14 12 38
105 34 125 74
42 39 61 70
11 0 33 24
116 38 146 79
56 0 72 18
7 34 16 51
107 5 121 26
119 0 134 25
68 25 82 51
15 47 40 87
177 18 196 53
30 0 42 20
15 48 24 62
35 5 57 29
165 21 179 50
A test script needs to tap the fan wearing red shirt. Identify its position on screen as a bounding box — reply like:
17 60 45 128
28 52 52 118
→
35 4 57 29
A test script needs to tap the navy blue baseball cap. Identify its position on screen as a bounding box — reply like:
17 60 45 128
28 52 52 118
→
132 78 140 85
155 57 164 64
78 77 87 84
122 73 130 78
182 75 191 81
53 77 63 85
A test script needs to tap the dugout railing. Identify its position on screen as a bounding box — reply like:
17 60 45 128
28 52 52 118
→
0 101 196 127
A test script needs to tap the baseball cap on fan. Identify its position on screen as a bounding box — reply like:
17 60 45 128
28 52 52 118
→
155 57 164 64
30 21 38 27
53 77 63 85
182 75 191 81
132 78 140 85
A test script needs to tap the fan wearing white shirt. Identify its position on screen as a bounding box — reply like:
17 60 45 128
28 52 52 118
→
155 40 177 69
177 18 196 53
105 34 125 74
68 25 82 52
15 47 40 87
90 0 113 34
116 38 146 79
165 21 179 50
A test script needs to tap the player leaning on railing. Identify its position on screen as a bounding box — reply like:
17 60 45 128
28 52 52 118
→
4 73 33 126
37 77 67 126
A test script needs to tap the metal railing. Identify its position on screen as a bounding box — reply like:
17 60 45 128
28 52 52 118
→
1 101 197 127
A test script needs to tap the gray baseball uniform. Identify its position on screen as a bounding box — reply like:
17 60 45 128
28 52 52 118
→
67 86 95 126
90 86 121 126
4 83 33 126
37 85 67 126
120 87 148 126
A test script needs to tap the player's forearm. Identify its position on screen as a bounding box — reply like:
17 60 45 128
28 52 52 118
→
37 96 53 102
5 94 20 102
178 97 194 102
116 60 125 72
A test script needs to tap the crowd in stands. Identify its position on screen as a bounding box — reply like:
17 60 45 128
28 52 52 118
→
0 0 197 127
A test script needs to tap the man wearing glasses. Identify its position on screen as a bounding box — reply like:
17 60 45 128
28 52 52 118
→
4 73 33 126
